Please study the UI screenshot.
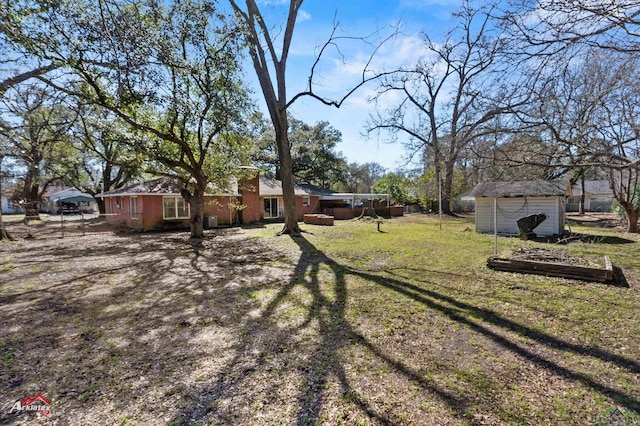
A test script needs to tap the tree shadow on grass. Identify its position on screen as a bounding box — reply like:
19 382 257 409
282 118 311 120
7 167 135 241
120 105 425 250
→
0 232 288 425
171 235 639 424
170 234 467 425
353 267 640 411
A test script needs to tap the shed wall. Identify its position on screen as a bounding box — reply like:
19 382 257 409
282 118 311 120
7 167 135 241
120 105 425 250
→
475 196 564 236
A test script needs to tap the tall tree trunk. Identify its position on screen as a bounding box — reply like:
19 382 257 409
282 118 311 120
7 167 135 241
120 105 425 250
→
182 186 205 239
623 204 639 233
0 205 11 241
22 173 41 221
96 198 106 214
441 162 454 216
579 173 586 215
275 115 301 235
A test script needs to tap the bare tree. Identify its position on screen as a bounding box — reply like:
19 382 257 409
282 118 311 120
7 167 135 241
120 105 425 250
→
500 49 640 231
229 0 395 234
368 2 521 215
502 0 640 55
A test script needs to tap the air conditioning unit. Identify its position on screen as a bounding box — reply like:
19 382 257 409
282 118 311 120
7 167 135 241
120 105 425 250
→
203 216 218 229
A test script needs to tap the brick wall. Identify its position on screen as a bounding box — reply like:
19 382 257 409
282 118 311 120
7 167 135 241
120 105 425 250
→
239 175 262 223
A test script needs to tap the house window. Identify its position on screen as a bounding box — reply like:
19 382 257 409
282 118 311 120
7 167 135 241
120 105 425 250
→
163 196 190 220
116 197 125 209
264 197 279 218
302 196 310 207
130 197 138 219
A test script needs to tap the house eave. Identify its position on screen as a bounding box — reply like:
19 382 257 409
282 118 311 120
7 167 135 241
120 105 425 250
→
97 192 241 198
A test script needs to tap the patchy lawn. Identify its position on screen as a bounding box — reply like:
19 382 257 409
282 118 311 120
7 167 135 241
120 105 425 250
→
1 215 639 425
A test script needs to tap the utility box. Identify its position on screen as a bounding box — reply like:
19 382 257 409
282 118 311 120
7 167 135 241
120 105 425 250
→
203 216 218 229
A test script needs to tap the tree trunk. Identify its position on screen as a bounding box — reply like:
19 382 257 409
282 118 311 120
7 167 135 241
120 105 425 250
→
579 174 586 215
23 192 41 222
0 208 11 241
624 205 639 233
96 198 106 214
274 115 301 235
441 162 454 216
182 186 205 239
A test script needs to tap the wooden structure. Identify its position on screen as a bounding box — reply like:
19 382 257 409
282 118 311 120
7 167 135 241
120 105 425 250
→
303 214 334 226
487 255 613 283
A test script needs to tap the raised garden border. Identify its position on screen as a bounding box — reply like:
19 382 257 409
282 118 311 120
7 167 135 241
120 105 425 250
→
487 255 613 283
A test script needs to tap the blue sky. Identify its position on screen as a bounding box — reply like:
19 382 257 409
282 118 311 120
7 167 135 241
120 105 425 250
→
247 0 463 172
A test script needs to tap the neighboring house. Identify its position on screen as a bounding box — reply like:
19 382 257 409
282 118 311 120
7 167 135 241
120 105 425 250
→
471 180 568 237
1 185 22 214
98 172 400 231
567 180 614 213
452 189 475 213
45 187 98 214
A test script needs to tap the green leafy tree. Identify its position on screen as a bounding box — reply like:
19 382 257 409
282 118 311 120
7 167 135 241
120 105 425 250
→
253 114 348 189
372 173 413 204
0 84 77 220
338 162 386 194
3 0 255 237
71 106 143 213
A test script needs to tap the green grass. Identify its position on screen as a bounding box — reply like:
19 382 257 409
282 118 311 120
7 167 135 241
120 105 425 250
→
249 215 640 424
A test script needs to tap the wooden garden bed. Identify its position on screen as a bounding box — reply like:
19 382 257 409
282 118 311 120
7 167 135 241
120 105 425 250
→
488 254 613 283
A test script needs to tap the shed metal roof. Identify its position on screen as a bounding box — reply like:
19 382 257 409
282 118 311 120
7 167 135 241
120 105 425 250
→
471 179 568 198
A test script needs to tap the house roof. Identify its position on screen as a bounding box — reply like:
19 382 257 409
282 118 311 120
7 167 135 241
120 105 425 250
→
98 175 336 198
259 177 336 197
99 176 239 197
471 179 568 198
48 188 95 202
570 180 613 196
454 188 475 201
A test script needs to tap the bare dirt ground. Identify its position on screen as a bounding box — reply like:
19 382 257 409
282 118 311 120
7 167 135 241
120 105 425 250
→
1 221 302 425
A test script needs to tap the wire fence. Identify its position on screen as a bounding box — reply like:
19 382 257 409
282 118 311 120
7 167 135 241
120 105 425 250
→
2 213 117 240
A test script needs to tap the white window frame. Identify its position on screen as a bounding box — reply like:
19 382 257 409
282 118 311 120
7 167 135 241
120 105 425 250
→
163 196 190 220
302 196 310 207
130 196 138 219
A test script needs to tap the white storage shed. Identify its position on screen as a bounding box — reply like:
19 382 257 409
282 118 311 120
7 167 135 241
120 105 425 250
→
471 180 568 237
